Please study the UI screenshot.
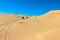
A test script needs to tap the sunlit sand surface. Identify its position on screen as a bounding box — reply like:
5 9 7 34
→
0 10 60 40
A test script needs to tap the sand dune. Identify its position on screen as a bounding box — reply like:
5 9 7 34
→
0 10 60 40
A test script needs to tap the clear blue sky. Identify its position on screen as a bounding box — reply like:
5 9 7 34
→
0 0 60 16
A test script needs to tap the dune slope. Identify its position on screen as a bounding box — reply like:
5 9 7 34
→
0 10 60 40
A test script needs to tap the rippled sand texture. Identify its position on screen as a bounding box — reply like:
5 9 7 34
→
0 10 60 40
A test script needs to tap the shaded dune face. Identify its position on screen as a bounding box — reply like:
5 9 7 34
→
0 10 60 40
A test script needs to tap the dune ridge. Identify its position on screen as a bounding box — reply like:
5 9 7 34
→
0 10 60 40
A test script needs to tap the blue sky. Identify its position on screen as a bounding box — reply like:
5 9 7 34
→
0 0 60 16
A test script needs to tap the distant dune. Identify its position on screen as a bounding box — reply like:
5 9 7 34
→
0 10 60 40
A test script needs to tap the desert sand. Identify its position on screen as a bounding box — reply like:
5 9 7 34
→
0 10 60 40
